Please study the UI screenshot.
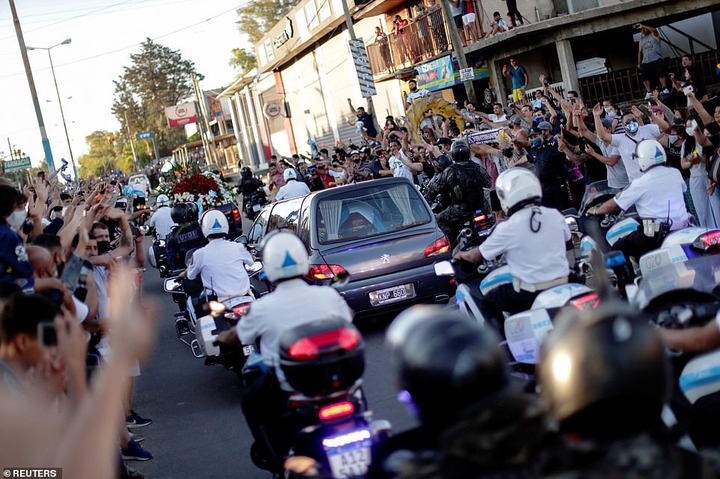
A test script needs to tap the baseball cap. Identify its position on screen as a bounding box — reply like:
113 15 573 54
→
510 115 522 125
536 121 553 132
436 137 453 146
350 150 360 156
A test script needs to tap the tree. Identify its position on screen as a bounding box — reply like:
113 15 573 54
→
78 131 134 178
112 39 201 160
230 0 300 73
229 47 257 75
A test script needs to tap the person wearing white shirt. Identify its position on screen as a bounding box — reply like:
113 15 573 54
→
588 139 688 263
405 79 432 110
180 210 254 298
454 168 570 329
593 104 669 182
147 196 176 239
275 169 310 201
388 139 422 181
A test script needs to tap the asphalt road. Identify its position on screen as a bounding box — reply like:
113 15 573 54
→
131 240 416 479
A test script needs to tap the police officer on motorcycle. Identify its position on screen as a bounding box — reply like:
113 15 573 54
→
369 306 552 479
165 202 207 271
239 166 267 218
216 231 354 471
423 139 492 243
454 168 571 331
147 194 175 240
537 303 720 478
586 139 689 262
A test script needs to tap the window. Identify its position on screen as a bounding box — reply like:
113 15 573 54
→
316 182 431 244
248 209 270 245
268 198 302 233
305 0 319 30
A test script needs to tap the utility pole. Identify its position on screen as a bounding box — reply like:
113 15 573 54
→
10 0 55 173
439 0 476 104
192 73 218 166
123 111 139 171
340 0 356 40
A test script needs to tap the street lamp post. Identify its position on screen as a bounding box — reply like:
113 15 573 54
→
27 38 79 181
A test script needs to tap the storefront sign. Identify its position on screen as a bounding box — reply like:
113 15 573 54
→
263 101 282 119
460 67 475 81
416 56 490 92
166 102 198 128
3 156 31 172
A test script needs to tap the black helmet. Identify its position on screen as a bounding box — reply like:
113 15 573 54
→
537 302 670 438
449 139 470 162
241 166 252 178
390 306 508 428
435 154 453 172
171 202 199 224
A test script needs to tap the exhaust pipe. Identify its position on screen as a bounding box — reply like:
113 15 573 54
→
435 294 450 302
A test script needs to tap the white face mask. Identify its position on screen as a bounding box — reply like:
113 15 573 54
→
6 210 27 230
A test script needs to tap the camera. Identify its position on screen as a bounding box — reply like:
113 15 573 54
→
38 322 58 348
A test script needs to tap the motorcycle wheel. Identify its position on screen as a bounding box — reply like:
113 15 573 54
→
250 441 281 473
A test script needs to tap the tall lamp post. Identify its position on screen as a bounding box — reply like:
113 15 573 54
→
27 38 79 180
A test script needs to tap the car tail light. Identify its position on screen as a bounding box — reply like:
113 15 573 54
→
693 231 720 253
569 292 600 311
232 304 251 317
307 264 348 281
138 205 146 210
318 401 355 421
473 213 495 231
231 208 241 223
287 327 361 360
424 236 450 258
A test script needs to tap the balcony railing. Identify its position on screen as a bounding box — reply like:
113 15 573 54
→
580 50 720 104
367 9 452 76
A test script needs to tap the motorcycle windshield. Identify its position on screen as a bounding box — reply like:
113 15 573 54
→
634 254 720 309
579 180 618 213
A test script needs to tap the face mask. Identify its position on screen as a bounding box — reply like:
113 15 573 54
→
686 125 697 136
533 117 542 126
625 121 639 134
6 210 27 230
97 241 112 254
669 134 679 144
606 111 616 120
530 137 542 148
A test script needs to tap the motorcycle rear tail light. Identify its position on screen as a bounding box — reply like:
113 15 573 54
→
569 292 599 311
473 214 494 230
231 208 241 223
424 236 450 258
693 231 720 253
307 264 348 281
287 327 361 360
232 304 251 317
318 401 354 421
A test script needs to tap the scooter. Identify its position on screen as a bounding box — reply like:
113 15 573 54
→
241 318 391 477
244 190 269 221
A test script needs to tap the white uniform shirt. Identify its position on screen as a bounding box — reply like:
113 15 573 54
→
479 206 571 284
236 279 354 389
148 206 177 239
597 134 629 189
614 165 689 231
406 89 430 105
610 124 662 182
186 239 254 297
276 180 310 201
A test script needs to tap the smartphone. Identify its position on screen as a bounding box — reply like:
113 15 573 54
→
38 322 58 348
683 85 694 94
61 254 84 292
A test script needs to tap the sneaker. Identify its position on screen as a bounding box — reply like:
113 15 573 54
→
126 410 153 428
119 462 145 479
644 91 653 100
122 440 153 461
128 430 144 443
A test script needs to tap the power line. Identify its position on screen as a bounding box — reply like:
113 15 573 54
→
0 5 244 79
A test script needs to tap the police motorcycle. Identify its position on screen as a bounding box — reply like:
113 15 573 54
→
633 254 720 448
244 190 269 221
242 318 392 478
162 259 265 375
147 231 171 278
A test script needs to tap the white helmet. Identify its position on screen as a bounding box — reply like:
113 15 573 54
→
495 168 542 215
156 194 171 207
635 139 667 172
201 210 229 238
261 231 309 283
283 168 298 182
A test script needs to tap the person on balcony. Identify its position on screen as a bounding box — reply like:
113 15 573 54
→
413 4 433 61
505 0 523 28
392 15 412 64
374 27 392 72
636 22 669 100
486 11 509 37
448 0 467 47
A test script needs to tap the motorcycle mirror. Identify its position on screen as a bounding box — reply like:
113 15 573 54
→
565 216 579 233
246 261 263 273
235 235 249 246
434 261 454 277
163 277 183 293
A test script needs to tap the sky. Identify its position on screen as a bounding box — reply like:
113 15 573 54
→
0 0 250 172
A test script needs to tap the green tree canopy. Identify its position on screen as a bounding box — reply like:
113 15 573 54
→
230 0 300 74
112 39 201 160
78 131 134 178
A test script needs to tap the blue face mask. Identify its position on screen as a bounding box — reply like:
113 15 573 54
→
625 121 639 134
530 137 542 148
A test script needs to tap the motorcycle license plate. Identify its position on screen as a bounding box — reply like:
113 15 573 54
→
252 204 262 212
368 284 415 306
324 439 372 479
242 345 255 356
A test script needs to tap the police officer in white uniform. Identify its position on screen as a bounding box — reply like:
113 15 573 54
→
147 194 176 239
454 168 571 330
180 209 254 298
275 169 310 201
216 231 353 467
587 139 689 262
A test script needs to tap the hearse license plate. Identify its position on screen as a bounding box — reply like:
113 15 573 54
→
325 439 372 479
369 283 415 306
252 204 262 212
